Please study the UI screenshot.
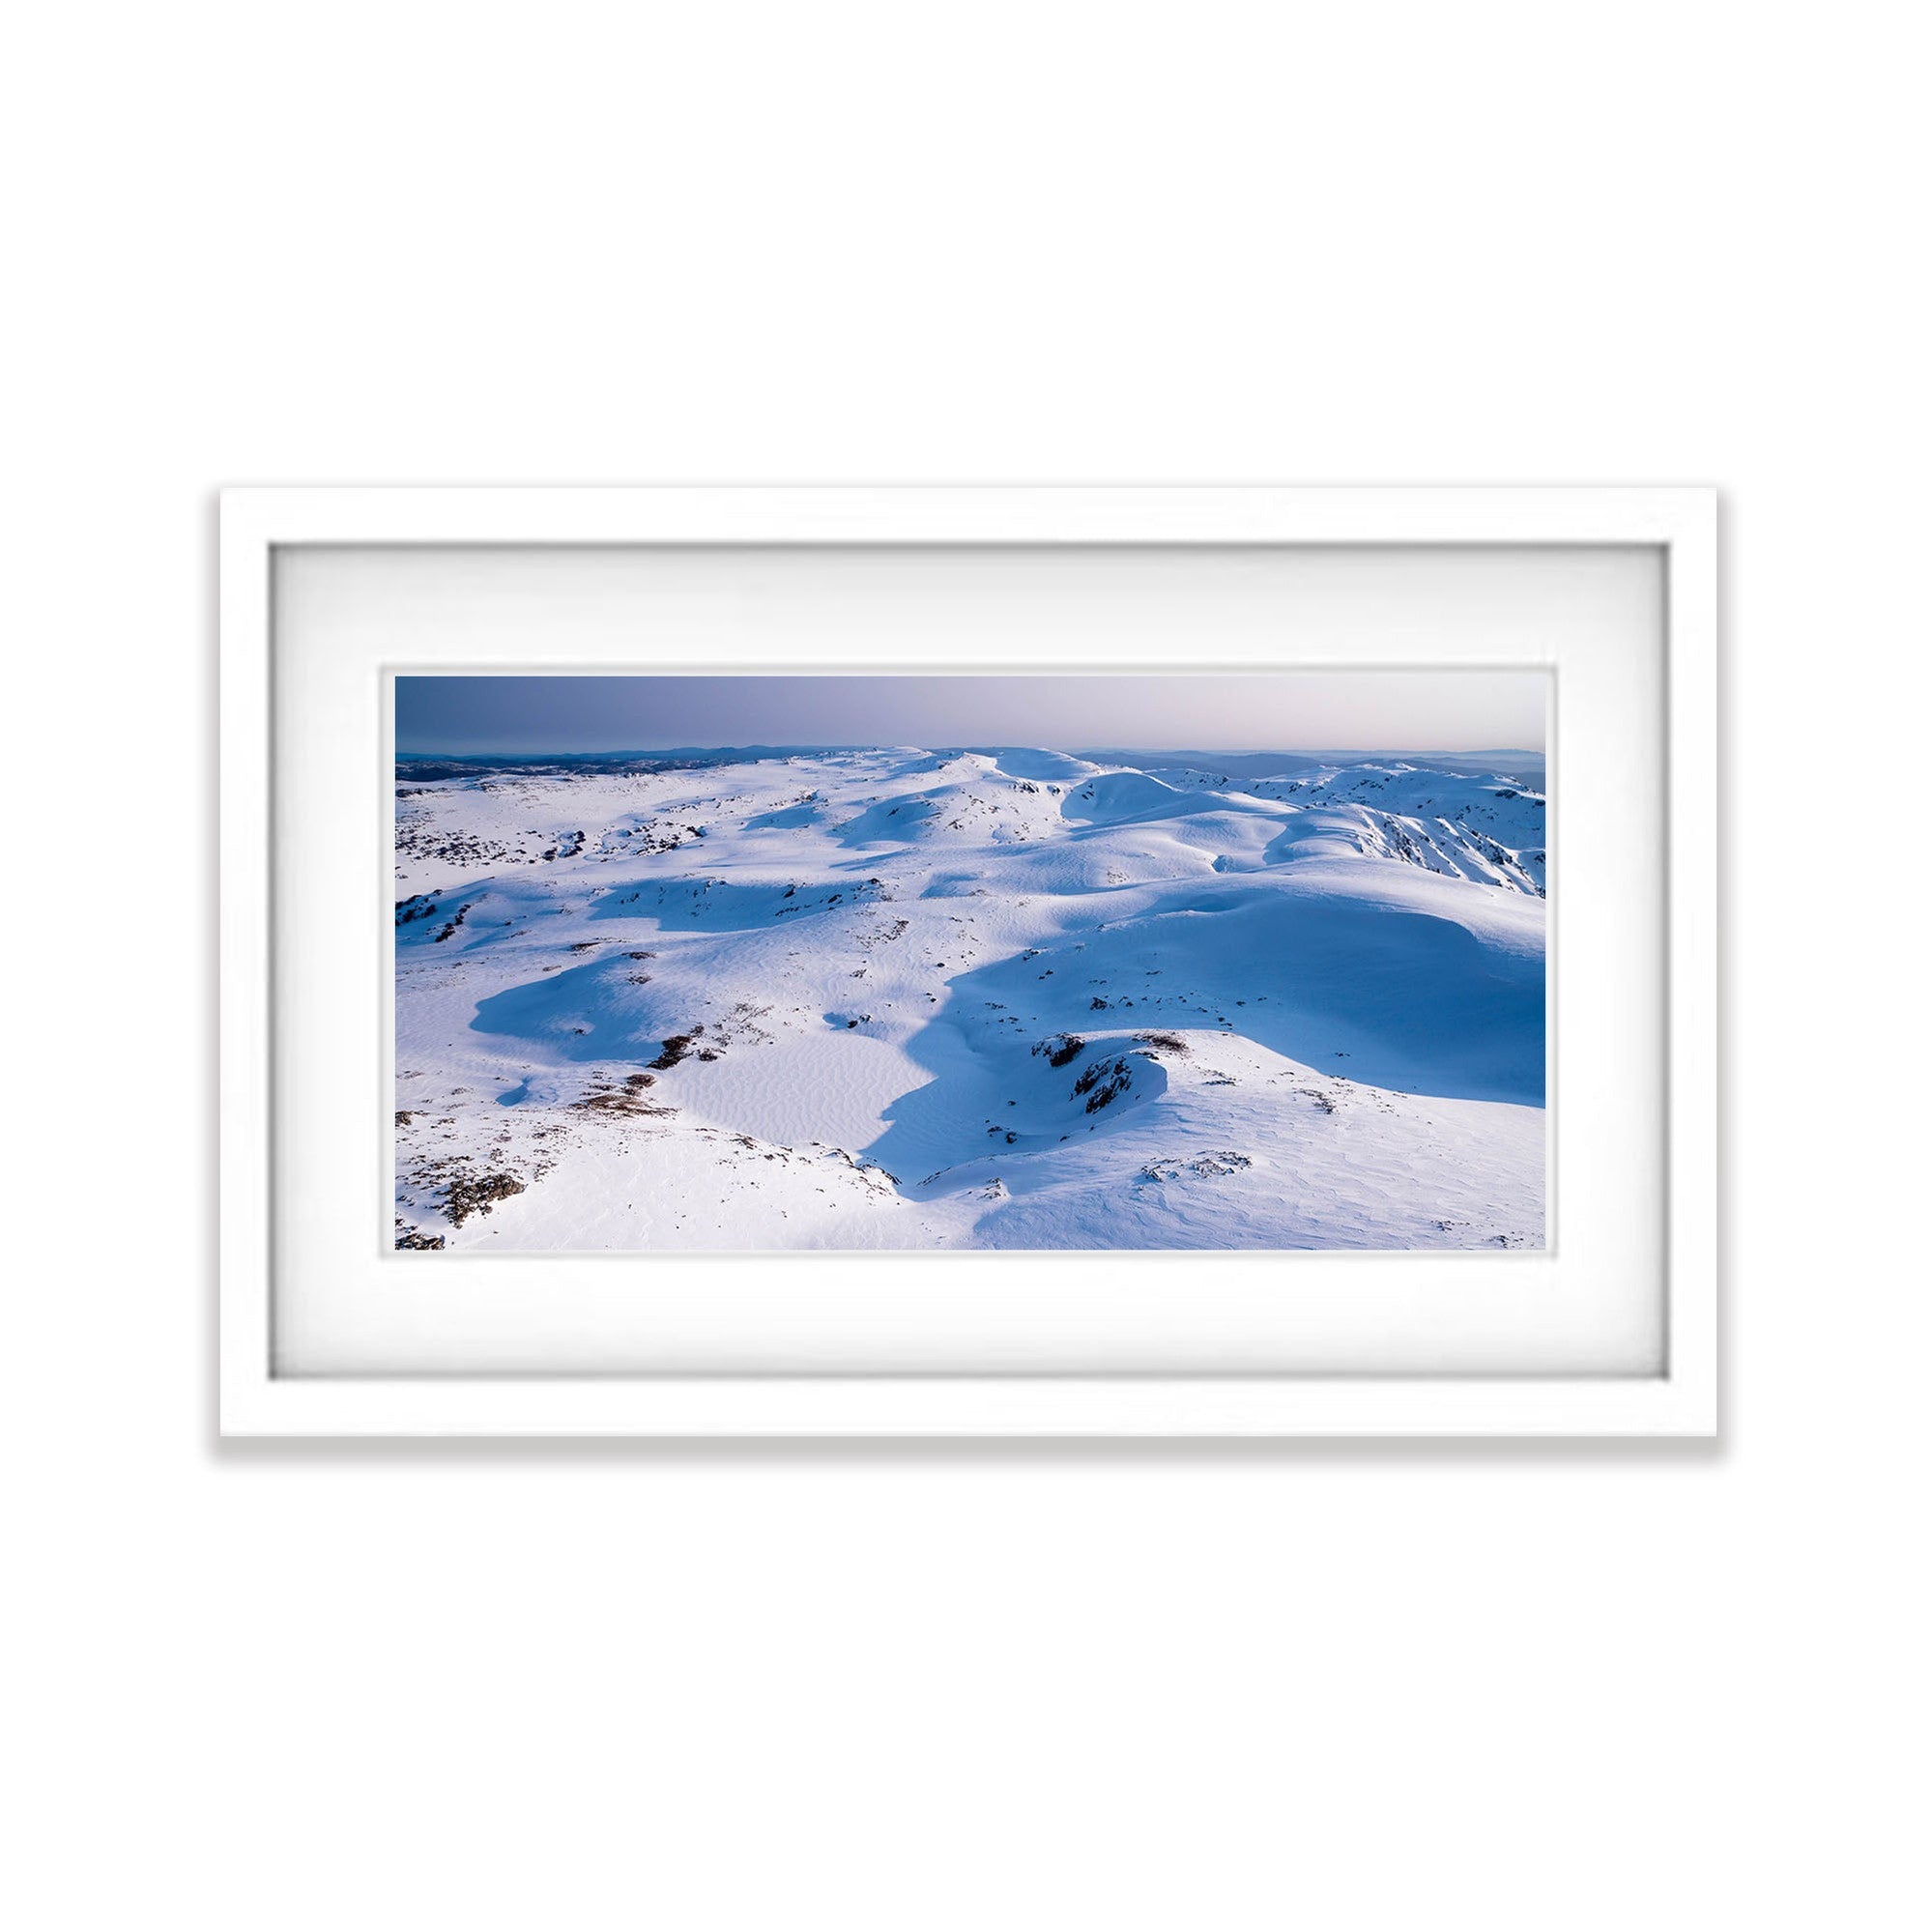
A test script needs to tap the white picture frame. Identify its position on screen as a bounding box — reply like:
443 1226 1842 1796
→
221 486 1717 1437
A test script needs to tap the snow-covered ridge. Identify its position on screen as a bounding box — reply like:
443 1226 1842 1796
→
394 746 1546 1251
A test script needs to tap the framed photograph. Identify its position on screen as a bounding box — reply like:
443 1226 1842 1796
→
221 487 1716 1436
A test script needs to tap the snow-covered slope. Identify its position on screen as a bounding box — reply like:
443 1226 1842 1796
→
393 747 1546 1250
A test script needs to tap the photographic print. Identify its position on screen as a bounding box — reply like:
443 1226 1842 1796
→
393 671 1547 1253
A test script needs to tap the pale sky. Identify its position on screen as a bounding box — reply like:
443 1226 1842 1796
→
396 671 1547 755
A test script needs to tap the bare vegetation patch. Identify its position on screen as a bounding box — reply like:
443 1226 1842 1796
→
403 1156 529 1227
1139 1151 1254 1183
1073 1055 1133 1111
649 1025 704 1071
573 1071 675 1119
1034 1032 1085 1068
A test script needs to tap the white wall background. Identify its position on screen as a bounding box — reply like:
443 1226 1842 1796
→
5 5 1925 1927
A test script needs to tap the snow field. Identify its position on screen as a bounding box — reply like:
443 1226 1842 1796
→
394 745 1546 1250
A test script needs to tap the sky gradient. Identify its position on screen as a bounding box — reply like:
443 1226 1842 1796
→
395 672 1547 756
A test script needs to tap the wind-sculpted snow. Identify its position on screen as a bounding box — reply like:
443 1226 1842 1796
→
393 745 1546 1251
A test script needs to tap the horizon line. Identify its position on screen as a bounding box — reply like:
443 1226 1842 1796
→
394 741 1545 762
